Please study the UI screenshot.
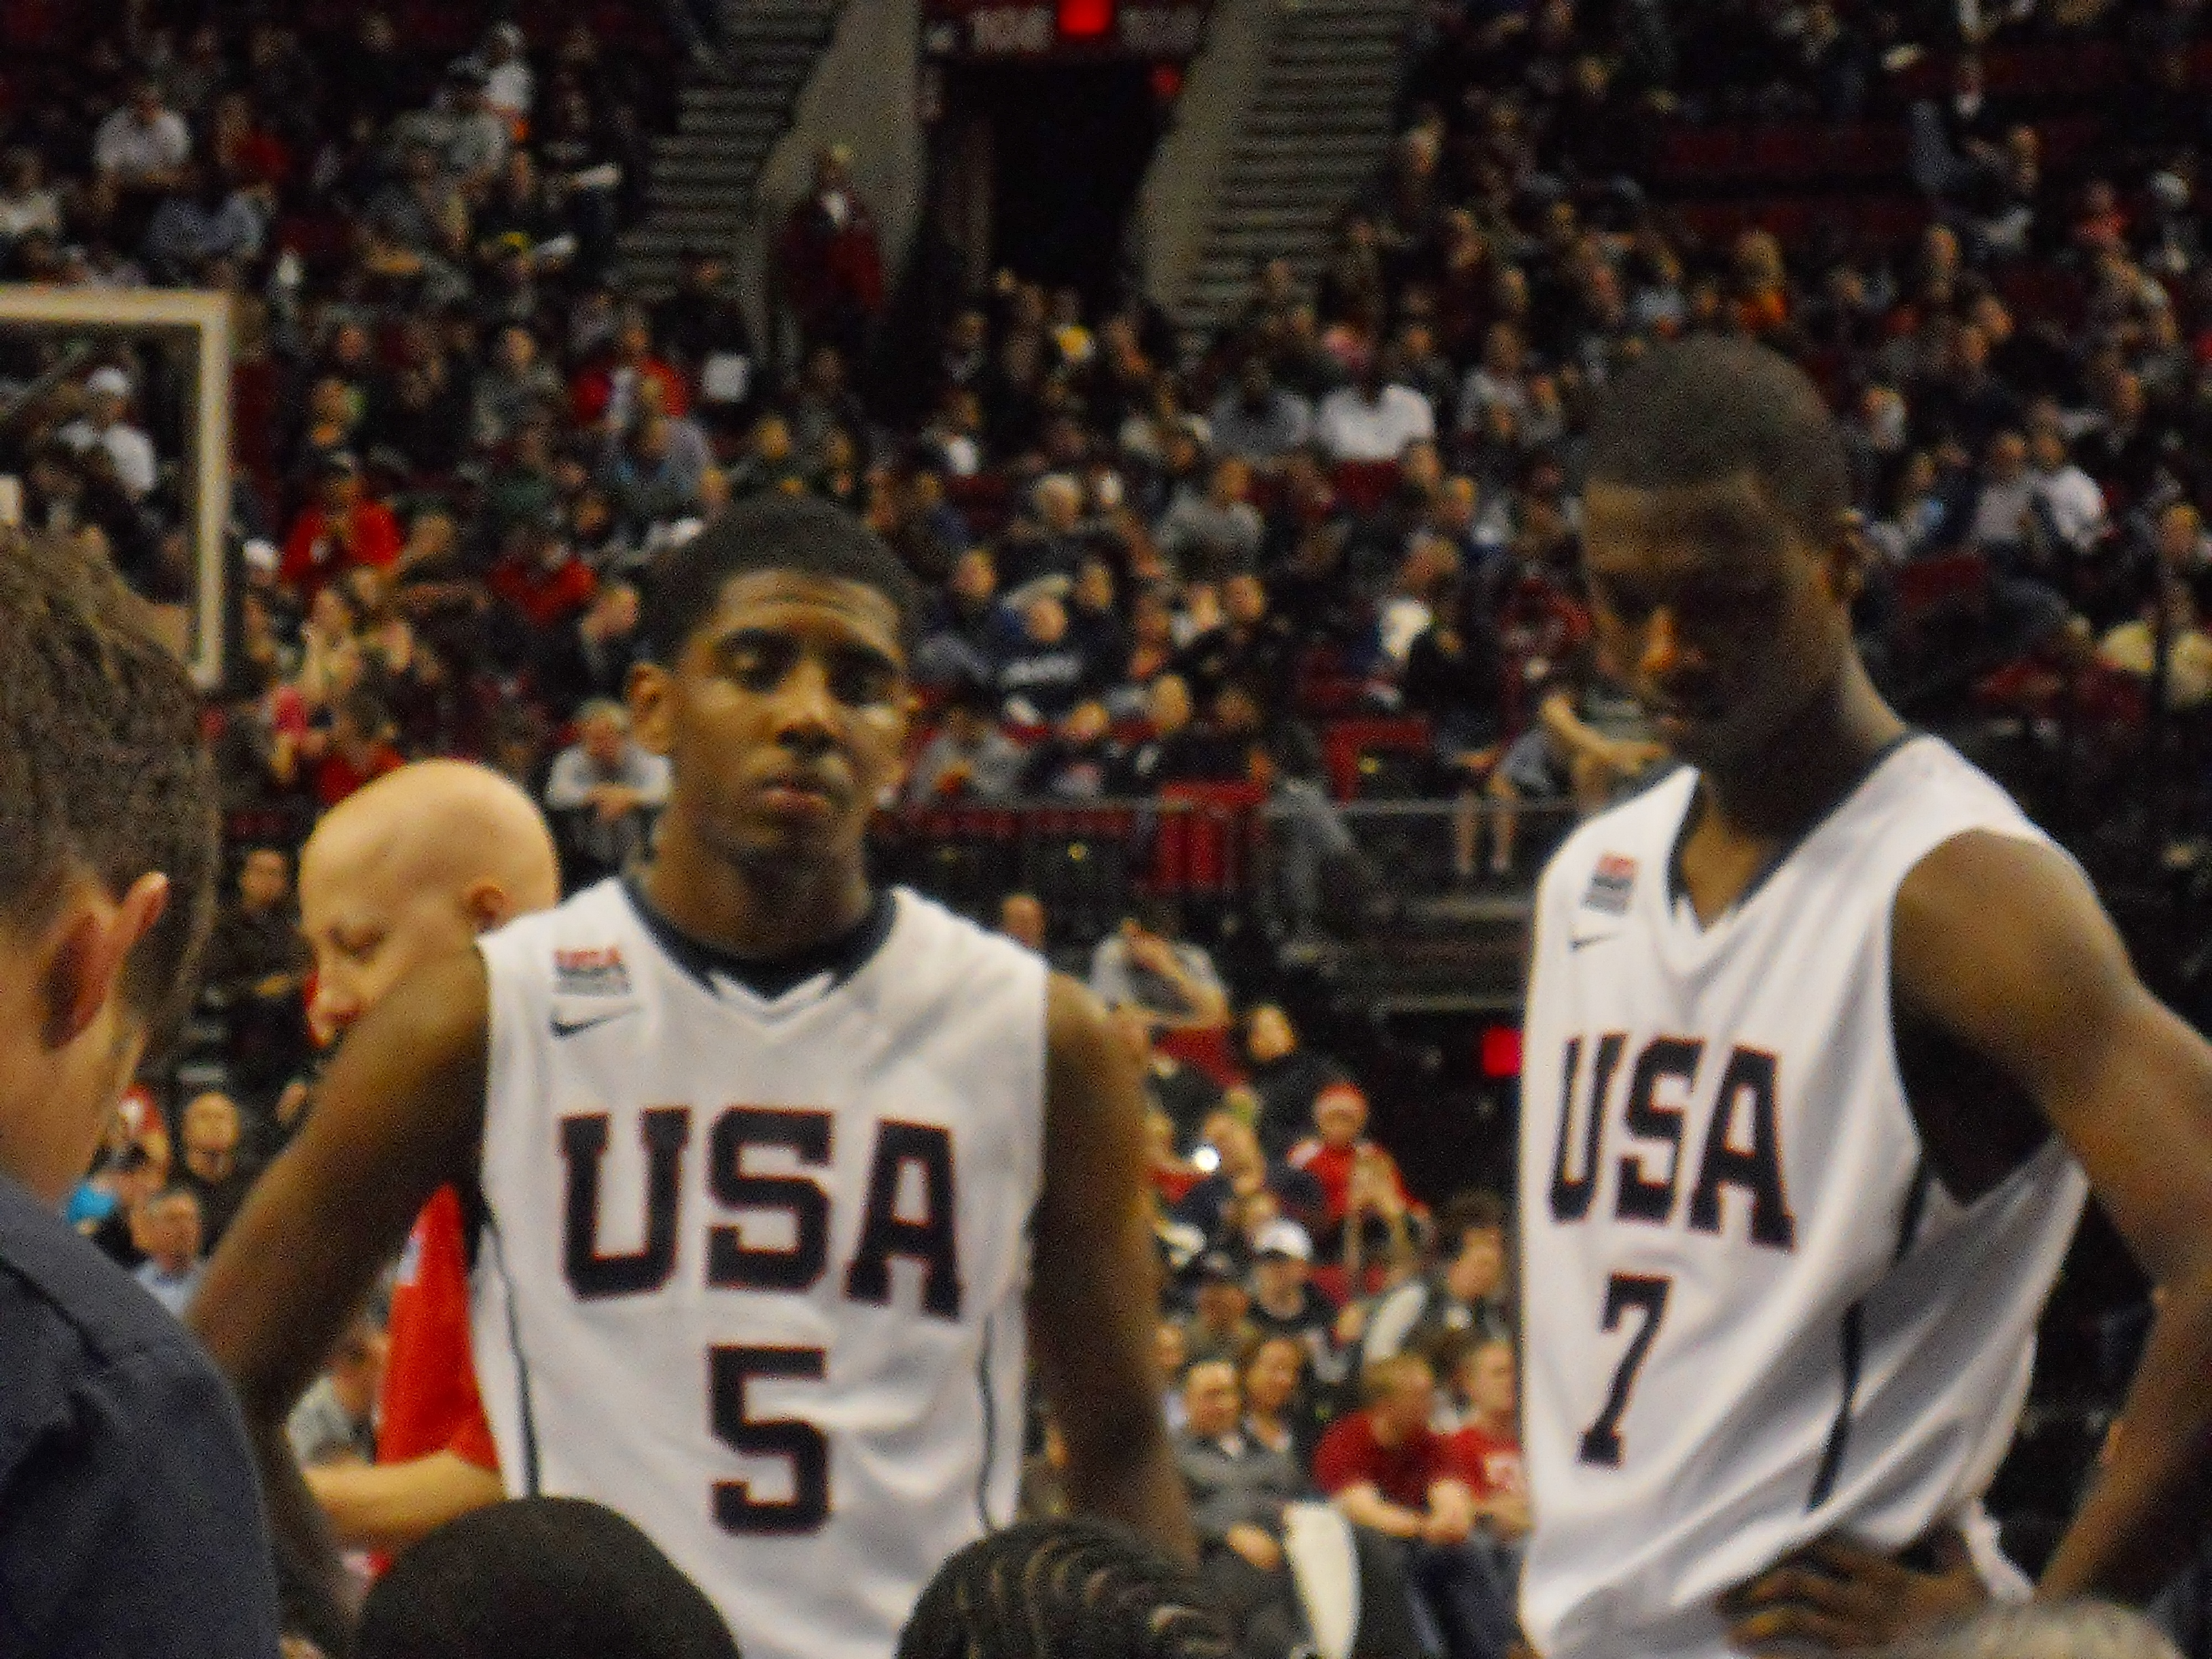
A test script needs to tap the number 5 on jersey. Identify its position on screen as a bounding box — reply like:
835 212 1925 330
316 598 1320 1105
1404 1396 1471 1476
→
712 1346 831 1533
1578 1274 1671 1468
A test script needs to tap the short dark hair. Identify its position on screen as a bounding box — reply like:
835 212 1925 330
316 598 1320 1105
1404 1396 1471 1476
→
642 495 925 665
1583 338 1850 546
1437 1188 1509 1258
897 1520 1234 1659
358 1498 740 1659
0 532 217 1034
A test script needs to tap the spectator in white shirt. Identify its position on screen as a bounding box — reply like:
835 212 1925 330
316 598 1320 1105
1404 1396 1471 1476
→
1455 322 1534 436
542 700 672 885
1315 353 1436 464
93 79 191 192
0 148 60 244
473 23 535 123
59 367 158 502
2028 425 2107 556
1966 429 2037 553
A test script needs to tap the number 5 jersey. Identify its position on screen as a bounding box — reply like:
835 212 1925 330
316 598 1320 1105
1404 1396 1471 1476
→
1517 737 2086 1659
471 878 1046 1659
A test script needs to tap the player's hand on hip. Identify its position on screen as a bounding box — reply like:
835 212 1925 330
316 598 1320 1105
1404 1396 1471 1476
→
1718 1525 1987 1655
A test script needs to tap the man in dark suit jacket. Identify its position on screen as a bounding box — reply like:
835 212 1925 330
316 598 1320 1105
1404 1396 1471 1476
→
535 578 640 722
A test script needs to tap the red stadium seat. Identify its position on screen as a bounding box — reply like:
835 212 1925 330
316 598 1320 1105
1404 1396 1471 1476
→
1150 782 1266 896
1323 717 1433 802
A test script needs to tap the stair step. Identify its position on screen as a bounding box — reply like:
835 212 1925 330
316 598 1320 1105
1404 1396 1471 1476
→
652 139 775 167
1225 154 1376 177
675 96 794 123
648 185 752 211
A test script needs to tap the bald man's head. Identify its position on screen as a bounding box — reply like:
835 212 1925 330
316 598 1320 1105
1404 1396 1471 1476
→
301 761 560 1037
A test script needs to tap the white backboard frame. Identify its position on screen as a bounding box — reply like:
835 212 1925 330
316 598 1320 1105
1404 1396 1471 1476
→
0 285 232 690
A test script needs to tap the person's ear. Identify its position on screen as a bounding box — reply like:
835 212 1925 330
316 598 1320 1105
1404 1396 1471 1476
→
1823 513 1870 609
42 873 168 1051
628 659 674 757
461 878 512 934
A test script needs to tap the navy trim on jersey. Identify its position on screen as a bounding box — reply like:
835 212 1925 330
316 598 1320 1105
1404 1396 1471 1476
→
1668 731 1923 923
482 1211 543 1497
1805 1302 1863 1511
620 873 898 1000
1805 1159 1933 1512
1895 1161 1933 1262
974 1312 999 1531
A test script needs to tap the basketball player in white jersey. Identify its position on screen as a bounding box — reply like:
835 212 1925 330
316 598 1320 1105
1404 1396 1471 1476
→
192 497 1194 1659
1516 339 2212 1659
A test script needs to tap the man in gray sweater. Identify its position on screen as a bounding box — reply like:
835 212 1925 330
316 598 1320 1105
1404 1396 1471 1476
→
1174 1359 1308 1659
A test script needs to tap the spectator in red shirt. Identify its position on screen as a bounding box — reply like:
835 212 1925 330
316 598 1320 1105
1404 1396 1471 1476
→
489 510 599 634
1446 1338 1528 1541
570 306 690 430
313 692 404 808
778 143 885 367
1313 1355 1522 1659
281 452 402 602
1287 1081 1413 1228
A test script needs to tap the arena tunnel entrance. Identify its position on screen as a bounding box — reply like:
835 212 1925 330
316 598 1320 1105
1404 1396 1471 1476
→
935 61 1164 307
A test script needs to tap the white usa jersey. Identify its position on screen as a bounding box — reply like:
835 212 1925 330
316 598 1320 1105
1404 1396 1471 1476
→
471 879 1046 1659
1518 737 2087 1659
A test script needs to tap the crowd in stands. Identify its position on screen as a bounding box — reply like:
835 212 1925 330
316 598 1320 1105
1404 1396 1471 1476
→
24 0 2212 1648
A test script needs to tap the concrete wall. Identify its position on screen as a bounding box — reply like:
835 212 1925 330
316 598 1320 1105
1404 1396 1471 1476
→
737 0 926 363
1130 0 1276 321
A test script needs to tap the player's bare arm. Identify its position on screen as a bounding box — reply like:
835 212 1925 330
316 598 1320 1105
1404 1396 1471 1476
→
1030 972 1198 1562
1729 827 2212 1647
189 947 492 1637
304 1451 508 1554
1891 831 2212 1601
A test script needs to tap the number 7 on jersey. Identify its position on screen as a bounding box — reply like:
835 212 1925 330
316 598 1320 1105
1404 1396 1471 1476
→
1577 1274 1672 1468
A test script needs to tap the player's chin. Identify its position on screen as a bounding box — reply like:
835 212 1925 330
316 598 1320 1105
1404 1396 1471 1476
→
732 806 863 864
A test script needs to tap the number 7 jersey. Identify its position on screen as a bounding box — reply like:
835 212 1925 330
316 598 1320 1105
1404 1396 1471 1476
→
470 879 1046 1659
1516 738 2086 1659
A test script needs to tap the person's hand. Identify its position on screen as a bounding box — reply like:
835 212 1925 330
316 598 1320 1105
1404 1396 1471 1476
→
1225 1524 1284 1572
1718 1526 1987 1655
1126 931 1180 977
1334 1301 1369 1346
1484 1489 1532 1541
1422 1505 1474 1547
591 784 641 823
1606 738 1667 777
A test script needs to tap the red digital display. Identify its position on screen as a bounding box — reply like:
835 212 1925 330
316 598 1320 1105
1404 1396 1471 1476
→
1058 0 1114 36
1480 1025 1522 1081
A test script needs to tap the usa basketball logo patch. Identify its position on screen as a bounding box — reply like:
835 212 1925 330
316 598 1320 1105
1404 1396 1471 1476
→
1582 854 1637 916
555 946 631 997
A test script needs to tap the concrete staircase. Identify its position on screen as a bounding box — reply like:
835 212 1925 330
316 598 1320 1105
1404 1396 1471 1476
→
617 0 844 299
1175 0 1420 354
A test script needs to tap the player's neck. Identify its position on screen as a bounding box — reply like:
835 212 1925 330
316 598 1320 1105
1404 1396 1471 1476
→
640 818 875 961
1698 655 1906 845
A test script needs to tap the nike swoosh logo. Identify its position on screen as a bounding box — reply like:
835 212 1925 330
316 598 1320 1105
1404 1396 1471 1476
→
1569 933 1621 952
550 1009 637 1039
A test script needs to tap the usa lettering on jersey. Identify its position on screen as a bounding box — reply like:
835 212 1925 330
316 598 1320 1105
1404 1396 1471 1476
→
559 1106 965 1318
1548 1032 1797 1251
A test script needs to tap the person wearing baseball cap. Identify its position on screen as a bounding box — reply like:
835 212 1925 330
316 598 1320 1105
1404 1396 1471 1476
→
1250 1220 1335 1354
58 364 156 502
